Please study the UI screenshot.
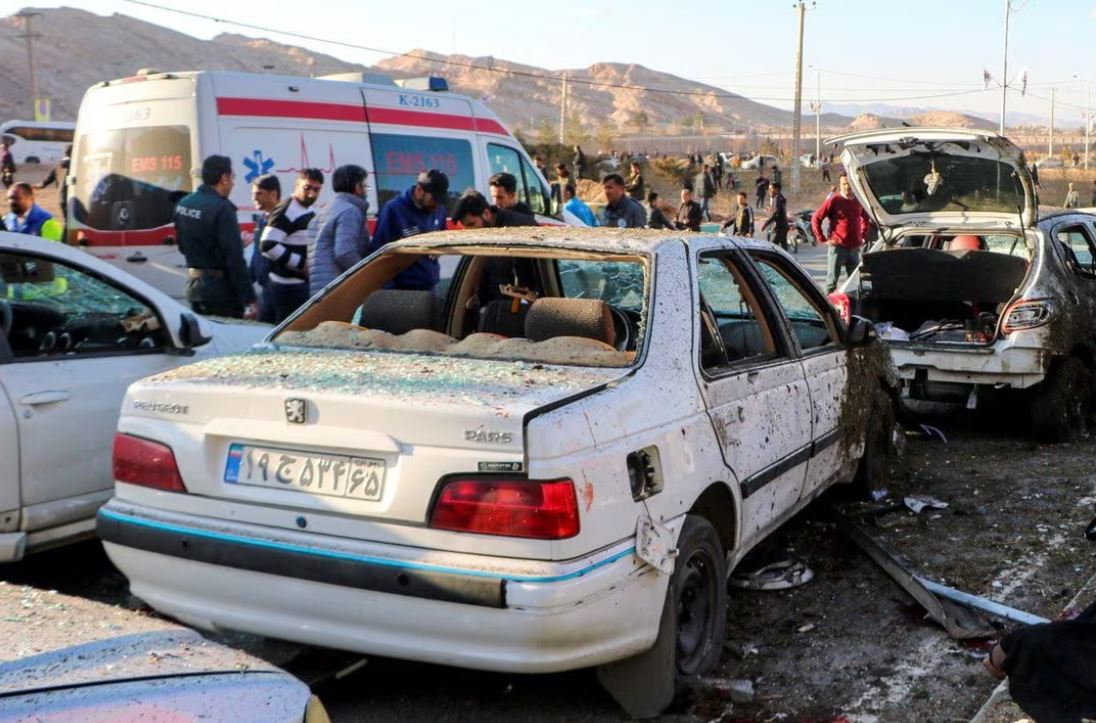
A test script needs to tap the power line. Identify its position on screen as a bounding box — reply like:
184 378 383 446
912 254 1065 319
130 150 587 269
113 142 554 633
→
121 0 1000 105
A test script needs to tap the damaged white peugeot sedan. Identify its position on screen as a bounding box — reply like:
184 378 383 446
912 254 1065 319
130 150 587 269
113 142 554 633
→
99 228 895 716
830 128 1096 441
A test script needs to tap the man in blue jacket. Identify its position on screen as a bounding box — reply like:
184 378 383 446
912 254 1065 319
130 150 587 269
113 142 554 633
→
367 169 449 290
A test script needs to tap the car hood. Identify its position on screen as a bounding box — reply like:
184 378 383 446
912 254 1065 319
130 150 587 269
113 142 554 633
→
825 128 1035 230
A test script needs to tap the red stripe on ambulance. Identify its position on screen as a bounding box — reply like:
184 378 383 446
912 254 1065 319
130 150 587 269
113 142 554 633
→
215 98 509 136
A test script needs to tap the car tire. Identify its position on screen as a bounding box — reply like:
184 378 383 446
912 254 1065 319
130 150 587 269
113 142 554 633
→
1030 355 1091 443
596 514 727 718
25 156 39 165
850 387 896 499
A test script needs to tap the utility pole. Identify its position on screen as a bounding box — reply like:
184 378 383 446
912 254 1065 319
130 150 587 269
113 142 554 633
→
15 11 41 117
1075 75 1091 171
558 73 568 145
790 1 808 193
1000 0 1009 135
809 66 822 167
1048 88 1055 159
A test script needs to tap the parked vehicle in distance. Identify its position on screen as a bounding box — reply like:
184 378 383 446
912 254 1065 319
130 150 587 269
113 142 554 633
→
1034 156 1064 168
68 69 567 300
740 154 780 171
0 628 327 722
101 226 897 717
0 232 266 561
0 120 75 165
830 128 1096 441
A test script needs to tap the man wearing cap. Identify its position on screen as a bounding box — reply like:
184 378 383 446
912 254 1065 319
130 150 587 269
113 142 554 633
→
367 169 450 290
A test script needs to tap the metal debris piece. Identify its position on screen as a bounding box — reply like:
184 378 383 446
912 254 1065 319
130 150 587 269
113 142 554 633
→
834 506 997 639
796 623 816 634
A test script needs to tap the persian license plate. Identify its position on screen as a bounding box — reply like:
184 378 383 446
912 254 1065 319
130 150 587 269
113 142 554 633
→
224 443 385 501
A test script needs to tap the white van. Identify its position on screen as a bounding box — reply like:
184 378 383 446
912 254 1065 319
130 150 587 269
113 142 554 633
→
67 70 567 299
0 120 75 165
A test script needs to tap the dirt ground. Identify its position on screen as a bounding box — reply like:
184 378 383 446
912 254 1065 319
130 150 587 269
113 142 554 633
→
2 411 1093 722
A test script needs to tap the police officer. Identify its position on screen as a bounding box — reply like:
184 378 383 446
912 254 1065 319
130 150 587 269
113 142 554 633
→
174 155 257 319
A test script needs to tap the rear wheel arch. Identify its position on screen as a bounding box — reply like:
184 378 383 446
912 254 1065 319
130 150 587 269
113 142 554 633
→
688 481 738 553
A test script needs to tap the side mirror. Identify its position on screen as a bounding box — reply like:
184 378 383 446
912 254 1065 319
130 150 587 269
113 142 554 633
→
847 316 875 346
178 312 212 350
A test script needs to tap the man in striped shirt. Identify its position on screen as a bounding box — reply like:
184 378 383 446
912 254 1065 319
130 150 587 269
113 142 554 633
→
260 168 324 323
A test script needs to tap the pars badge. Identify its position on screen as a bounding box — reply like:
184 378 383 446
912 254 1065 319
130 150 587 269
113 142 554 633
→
284 398 307 425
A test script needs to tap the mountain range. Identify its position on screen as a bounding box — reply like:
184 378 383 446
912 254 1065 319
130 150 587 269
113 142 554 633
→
0 7 1034 137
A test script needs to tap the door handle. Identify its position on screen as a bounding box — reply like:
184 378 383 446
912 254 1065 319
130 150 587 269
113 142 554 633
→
19 390 71 406
747 371 760 382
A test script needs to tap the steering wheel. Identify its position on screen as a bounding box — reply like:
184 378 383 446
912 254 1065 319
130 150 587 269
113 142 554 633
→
609 306 634 352
0 299 10 339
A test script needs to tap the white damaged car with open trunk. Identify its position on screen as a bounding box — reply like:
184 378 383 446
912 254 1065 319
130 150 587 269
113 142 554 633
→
830 128 1096 441
98 227 896 716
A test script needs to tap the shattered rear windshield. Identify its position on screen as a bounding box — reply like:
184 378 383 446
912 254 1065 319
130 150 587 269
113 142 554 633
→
272 248 649 368
861 153 1025 216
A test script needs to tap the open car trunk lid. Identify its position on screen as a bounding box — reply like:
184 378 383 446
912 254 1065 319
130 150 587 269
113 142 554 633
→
124 347 625 525
826 128 1036 230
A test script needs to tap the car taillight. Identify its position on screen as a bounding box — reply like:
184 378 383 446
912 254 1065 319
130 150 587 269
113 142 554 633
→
1002 298 1054 335
829 291 851 325
429 477 580 540
112 433 187 493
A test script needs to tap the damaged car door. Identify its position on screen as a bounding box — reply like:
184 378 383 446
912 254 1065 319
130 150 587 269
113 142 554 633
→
692 246 813 544
746 250 850 498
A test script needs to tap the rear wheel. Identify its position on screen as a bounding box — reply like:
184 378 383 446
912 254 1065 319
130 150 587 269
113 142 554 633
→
597 515 727 718
1030 355 1091 443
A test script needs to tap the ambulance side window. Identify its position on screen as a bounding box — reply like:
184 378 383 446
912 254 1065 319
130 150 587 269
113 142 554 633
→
518 155 551 216
486 144 529 207
370 134 474 216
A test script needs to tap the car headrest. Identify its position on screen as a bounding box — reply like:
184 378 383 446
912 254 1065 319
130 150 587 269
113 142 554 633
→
359 289 439 335
525 298 616 347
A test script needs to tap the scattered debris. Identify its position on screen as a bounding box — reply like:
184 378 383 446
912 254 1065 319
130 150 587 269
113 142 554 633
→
796 623 816 634
908 424 948 443
903 495 949 515
728 678 755 704
723 640 759 659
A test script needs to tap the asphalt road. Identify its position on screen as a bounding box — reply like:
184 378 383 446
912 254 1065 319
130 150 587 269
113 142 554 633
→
6 410 1094 722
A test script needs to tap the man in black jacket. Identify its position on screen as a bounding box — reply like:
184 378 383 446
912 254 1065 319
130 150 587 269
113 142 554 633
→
489 172 533 216
454 190 539 307
646 191 675 230
174 155 256 319
675 186 703 232
761 181 789 250
721 191 755 236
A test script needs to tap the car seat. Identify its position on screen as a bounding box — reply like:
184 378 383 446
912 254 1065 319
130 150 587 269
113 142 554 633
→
524 298 617 347
358 289 440 335
478 299 531 337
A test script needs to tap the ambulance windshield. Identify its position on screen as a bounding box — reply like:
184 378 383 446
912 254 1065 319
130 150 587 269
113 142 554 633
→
71 125 192 232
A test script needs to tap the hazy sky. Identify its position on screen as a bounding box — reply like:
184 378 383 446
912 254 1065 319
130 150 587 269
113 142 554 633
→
11 0 1096 124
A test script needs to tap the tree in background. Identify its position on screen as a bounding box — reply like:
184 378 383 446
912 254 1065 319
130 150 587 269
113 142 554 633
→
630 111 650 135
563 112 589 148
535 118 557 147
596 121 616 153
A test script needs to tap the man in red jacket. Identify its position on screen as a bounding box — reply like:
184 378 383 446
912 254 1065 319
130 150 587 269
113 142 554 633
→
812 173 874 293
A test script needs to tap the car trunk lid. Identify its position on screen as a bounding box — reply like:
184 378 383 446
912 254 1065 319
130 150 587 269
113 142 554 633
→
124 347 623 526
826 128 1036 231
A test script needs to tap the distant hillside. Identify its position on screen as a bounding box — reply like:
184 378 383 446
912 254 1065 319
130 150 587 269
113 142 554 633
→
0 6 1000 137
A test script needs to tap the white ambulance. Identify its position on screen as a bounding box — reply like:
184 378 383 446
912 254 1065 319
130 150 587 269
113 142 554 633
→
67 70 566 299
